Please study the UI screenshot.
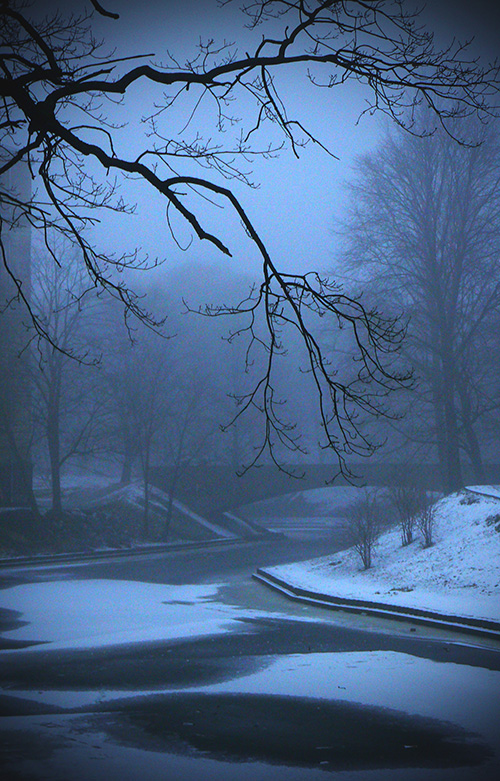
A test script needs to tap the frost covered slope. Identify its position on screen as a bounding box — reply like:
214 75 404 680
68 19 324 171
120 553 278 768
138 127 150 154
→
266 488 500 622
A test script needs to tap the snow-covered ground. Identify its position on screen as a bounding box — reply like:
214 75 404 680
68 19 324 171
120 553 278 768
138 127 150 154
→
0 579 285 652
88 481 236 538
262 487 500 623
2 589 499 781
1 487 500 780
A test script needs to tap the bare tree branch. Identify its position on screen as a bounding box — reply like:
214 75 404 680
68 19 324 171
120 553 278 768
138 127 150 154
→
1 0 498 475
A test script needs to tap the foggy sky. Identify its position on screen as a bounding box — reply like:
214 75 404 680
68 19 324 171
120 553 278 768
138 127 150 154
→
36 0 500 293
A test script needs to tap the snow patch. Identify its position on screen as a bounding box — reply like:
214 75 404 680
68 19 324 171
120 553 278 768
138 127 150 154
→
0 580 243 650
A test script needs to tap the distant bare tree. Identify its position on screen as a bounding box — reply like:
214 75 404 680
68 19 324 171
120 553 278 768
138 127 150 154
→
30 241 105 521
344 490 381 570
100 319 142 487
160 372 216 541
0 395 40 521
341 117 500 492
122 334 173 539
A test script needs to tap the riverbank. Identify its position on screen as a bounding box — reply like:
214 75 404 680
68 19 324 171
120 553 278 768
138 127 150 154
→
256 488 500 630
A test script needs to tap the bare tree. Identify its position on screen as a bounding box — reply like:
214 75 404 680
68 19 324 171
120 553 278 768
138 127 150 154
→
99 311 142 486
120 333 173 539
0 395 40 520
417 503 435 548
30 240 105 520
160 372 217 541
341 117 500 492
389 481 430 547
1 1 498 476
344 490 381 570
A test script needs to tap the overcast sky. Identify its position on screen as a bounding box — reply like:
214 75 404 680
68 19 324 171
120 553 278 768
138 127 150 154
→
39 0 500 294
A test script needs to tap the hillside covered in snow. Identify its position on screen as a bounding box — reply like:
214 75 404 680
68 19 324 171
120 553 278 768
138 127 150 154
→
263 488 500 623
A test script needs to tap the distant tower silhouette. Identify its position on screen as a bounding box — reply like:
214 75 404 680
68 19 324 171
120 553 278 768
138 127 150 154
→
0 160 32 506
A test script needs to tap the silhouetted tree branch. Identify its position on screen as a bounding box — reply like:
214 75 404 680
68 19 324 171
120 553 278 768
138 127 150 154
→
1 0 498 475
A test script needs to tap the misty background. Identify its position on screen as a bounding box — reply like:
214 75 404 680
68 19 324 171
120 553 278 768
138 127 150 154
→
2 0 500 527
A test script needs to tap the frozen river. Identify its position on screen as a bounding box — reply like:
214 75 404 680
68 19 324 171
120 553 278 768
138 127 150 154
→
1 534 499 780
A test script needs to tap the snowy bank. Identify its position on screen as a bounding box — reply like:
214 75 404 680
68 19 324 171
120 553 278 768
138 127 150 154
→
259 488 500 625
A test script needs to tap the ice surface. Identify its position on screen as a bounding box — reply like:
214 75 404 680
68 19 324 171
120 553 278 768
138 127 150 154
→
0 579 249 650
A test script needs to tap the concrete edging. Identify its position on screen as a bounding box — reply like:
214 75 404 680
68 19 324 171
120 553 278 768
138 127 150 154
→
253 567 500 640
464 486 500 502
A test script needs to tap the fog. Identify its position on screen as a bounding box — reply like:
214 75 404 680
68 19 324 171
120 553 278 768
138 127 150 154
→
2 0 500 528
2 7 500 780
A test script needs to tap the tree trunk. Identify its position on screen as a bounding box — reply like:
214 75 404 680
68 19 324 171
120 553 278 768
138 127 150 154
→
164 490 174 542
19 460 40 523
429 360 450 493
163 463 181 542
440 352 463 493
0 402 41 523
47 397 63 521
162 410 192 540
457 374 485 483
462 419 485 483
120 453 133 485
120 423 135 484
142 443 150 539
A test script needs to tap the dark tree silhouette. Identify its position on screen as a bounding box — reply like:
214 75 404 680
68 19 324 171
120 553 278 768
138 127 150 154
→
1 0 498 477
340 117 500 492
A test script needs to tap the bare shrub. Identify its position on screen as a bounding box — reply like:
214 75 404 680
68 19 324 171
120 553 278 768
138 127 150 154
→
459 491 480 505
417 504 435 548
486 514 500 533
344 491 381 570
390 484 429 547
